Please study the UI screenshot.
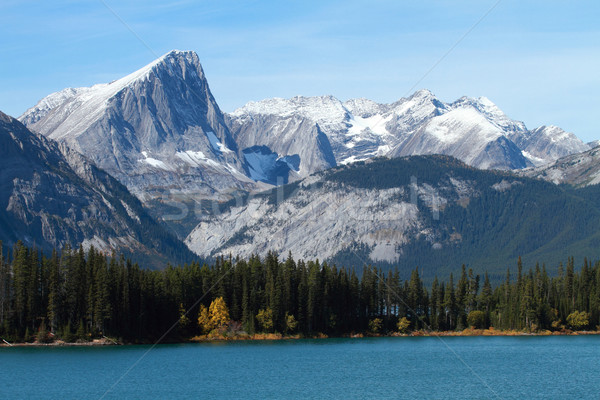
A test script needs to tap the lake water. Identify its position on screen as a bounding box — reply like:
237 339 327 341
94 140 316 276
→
1 336 599 399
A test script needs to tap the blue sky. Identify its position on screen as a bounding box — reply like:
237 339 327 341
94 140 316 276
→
1 0 598 141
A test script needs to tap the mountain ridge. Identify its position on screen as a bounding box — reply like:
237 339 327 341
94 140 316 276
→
21 50 592 200
228 89 590 172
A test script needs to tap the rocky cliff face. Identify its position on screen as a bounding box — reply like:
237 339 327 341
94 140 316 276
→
226 109 337 179
20 50 257 203
0 111 194 267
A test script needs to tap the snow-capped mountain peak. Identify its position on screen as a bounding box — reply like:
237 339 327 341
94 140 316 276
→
450 96 527 134
535 125 572 142
21 50 207 142
20 49 256 205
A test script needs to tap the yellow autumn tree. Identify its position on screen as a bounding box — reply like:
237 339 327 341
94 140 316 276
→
369 317 383 333
256 308 274 332
198 304 212 334
285 313 298 333
198 298 230 334
209 297 230 332
566 311 589 331
397 317 411 334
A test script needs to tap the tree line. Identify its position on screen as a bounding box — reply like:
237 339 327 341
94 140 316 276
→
0 241 598 343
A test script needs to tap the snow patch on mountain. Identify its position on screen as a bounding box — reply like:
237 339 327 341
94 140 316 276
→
347 114 391 137
521 151 546 166
340 155 369 165
206 131 232 154
176 150 208 165
140 151 174 171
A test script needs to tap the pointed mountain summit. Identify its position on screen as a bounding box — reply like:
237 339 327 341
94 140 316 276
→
20 50 256 204
0 110 195 267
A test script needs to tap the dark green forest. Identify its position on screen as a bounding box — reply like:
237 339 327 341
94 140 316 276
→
1 241 599 343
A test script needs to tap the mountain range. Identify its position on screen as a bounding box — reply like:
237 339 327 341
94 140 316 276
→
6 49 600 275
227 90 590 172
20 51 590 205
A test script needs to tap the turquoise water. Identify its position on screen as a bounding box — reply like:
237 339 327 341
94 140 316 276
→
1 336 599 399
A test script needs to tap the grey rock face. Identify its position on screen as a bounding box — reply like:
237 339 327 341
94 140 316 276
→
183 155 511 263
186 175 423 263
0 111 193 266
20 50 257 202
509 125 590 166
228 112 336 178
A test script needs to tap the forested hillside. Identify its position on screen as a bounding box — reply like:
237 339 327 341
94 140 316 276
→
187 155 600 281
328 156 600 278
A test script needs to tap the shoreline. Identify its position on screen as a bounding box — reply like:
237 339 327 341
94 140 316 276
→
2 328 599 347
